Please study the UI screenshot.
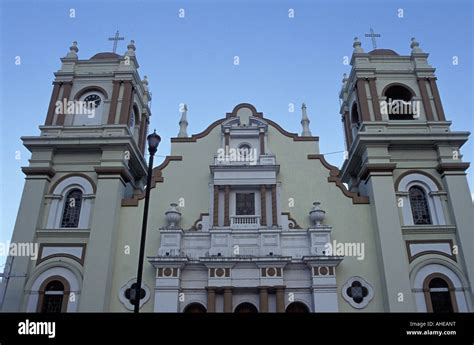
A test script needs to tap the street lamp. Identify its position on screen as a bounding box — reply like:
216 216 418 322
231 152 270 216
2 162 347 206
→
134 130 161 313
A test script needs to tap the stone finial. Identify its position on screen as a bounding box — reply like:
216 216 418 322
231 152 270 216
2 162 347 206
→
300 103 312 137
410 37 423 54
353 37 364 53
342 73 348 84
125 40 136 56
178 104 189 137
66 41 79 59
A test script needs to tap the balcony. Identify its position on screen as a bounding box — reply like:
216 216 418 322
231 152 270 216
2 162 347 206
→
231 215 261 228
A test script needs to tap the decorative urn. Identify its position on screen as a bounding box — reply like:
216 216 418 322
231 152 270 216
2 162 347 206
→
165 203 181 228
309 202 325 226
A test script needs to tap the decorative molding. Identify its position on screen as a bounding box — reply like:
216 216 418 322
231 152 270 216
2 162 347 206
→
394 170 443 191
36 243 87 266
21 167 56 178
49 173 97 194
281 212 302 229
307 154 370 204
72 85 109 101
359 163 397 181
405 239 456 263
171 103 319 143
436 162 470 174
191 213 209 230
94 166 133 183
121 156 183 206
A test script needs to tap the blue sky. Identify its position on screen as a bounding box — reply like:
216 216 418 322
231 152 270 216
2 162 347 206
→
0 0 472 271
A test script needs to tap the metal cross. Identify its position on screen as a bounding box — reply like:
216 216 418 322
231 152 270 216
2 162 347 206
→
108 30 124 53
365 28 381 49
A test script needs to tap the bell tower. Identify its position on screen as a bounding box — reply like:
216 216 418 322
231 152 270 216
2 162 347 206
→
338 37 472 311
2 40 152 311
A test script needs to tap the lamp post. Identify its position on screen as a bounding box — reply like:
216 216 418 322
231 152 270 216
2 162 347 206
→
134 130 161 313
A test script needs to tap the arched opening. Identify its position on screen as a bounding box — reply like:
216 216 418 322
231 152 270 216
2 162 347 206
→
350 103 360 126
60 188 83 228
234 302 258 313
409 186 431 225
423 274 458 313
383 84 416 120
285 302 310 313
38 278 70 313
183 302 207 313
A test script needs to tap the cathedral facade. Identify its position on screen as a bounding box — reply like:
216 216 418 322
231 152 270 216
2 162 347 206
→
1 37 472 313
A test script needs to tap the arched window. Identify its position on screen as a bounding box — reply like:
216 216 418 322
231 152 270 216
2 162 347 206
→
428 278 454 313
234 302 258 313
286 302 310 313
60 189 83 228
40 280 67 313
238 143 252 161
409 186 431 225
383 84 416 120
183 303 207 313
422 274 458 313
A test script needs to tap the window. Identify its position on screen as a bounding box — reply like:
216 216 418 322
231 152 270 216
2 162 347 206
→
428 278 454 313
236 193 255 215
40 280 66 313
60 189 83 228
409 186 431 225
124 283 146 306
342 276 374 309
351 103 360 126
183 303 207 313
383 84 416 120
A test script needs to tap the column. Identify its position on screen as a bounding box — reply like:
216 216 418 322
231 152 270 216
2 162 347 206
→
259 130 265 154
440 169 474 297
78 169 126 311
356 79 371 121
271 185 277 226
213 185 219 226
428 77 446 121
207 287 216 313
56 81 73 126
224 185 230 226
107 80 121 124
119 81 133 124
365 173 416 311
223 287 233 312
275 286 285 312
368 78 382 121
2 169 53 311
44 82 61 125
260 185 267 226
417 78 434 121
259 287 269 312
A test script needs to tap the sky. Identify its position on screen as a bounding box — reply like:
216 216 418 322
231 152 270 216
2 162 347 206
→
0 0 473 271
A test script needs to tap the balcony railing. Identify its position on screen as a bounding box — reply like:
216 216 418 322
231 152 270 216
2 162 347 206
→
230 215 261 228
